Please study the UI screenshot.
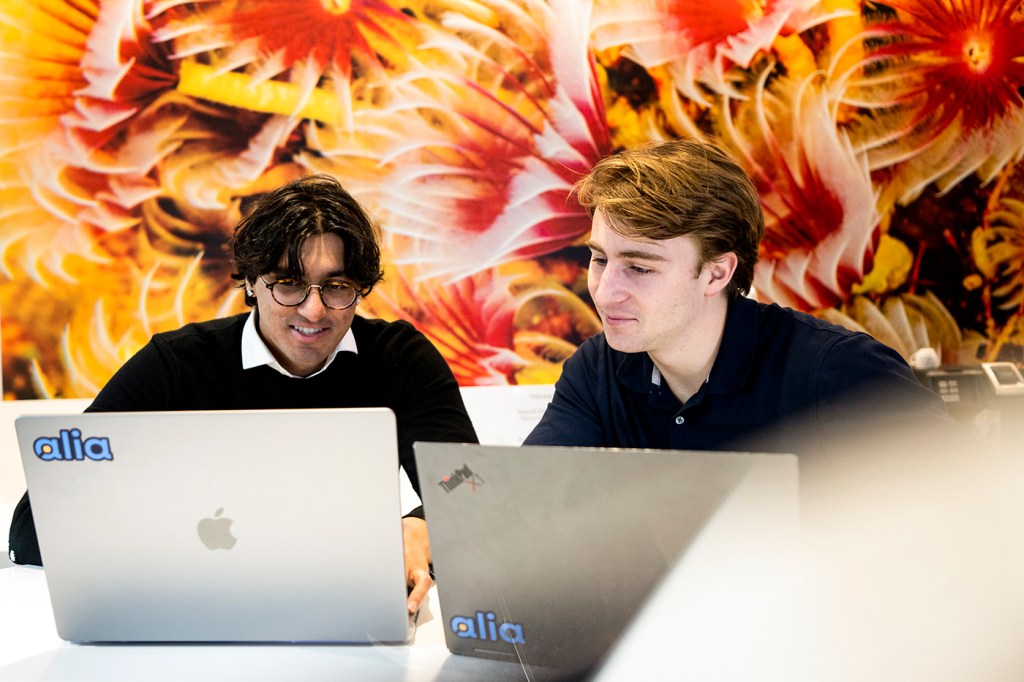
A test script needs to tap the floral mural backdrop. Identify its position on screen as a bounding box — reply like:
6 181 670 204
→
0 0 1022 399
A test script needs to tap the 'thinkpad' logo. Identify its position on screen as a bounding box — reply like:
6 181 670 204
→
437 463 484 493
451 611 525 644
34 429 113 461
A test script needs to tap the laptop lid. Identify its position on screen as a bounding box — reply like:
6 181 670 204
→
415 442 799 680
16 408 411 644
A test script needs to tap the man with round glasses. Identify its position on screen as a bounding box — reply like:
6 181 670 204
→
9 174 478 614
259 274 363 309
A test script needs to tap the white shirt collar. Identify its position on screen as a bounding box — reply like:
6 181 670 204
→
241 310 357 378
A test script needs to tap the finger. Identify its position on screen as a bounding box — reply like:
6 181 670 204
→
406 569 432 613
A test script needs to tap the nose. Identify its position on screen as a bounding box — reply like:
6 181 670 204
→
589 265 624 307
296 286 329 318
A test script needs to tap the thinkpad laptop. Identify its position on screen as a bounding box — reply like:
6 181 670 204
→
415 442 799 680
16 408 412 644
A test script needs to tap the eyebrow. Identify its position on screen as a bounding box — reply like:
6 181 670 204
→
585 240 669 262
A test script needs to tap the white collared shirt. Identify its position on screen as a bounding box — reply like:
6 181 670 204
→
240 310 357 378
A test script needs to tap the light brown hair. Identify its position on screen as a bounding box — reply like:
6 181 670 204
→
575 138 764 299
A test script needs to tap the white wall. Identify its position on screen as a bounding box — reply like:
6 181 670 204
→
458 384 554 446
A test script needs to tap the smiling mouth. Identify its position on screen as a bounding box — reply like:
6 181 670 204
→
292 324 327 336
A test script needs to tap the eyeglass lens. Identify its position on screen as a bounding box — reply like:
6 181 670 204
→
264 278 358 309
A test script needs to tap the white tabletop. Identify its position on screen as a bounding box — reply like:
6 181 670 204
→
0 567 530 681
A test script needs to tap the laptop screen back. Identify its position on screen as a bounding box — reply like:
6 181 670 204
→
17 408 411 643
415 442 798 679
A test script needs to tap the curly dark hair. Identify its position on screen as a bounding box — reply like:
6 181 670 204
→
230 174 385 305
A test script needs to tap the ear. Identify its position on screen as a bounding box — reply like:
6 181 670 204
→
703 252 738 297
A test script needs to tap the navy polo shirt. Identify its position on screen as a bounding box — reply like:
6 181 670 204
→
525 297 950 456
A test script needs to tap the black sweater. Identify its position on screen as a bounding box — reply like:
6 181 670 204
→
9 313 478 565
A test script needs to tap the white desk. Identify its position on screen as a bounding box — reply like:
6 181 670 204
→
0 567 530 681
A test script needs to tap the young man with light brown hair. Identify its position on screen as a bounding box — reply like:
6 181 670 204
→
525 138 949 453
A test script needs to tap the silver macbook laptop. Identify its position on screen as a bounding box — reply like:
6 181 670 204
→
415 442 799 680
16 408 412 644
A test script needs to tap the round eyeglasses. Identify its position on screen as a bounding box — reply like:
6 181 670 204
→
259 275 364 310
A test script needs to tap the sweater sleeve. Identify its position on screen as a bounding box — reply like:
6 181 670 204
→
7 491 41 566
372 321 479 499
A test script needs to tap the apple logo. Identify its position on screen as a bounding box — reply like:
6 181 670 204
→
196 507 237 550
